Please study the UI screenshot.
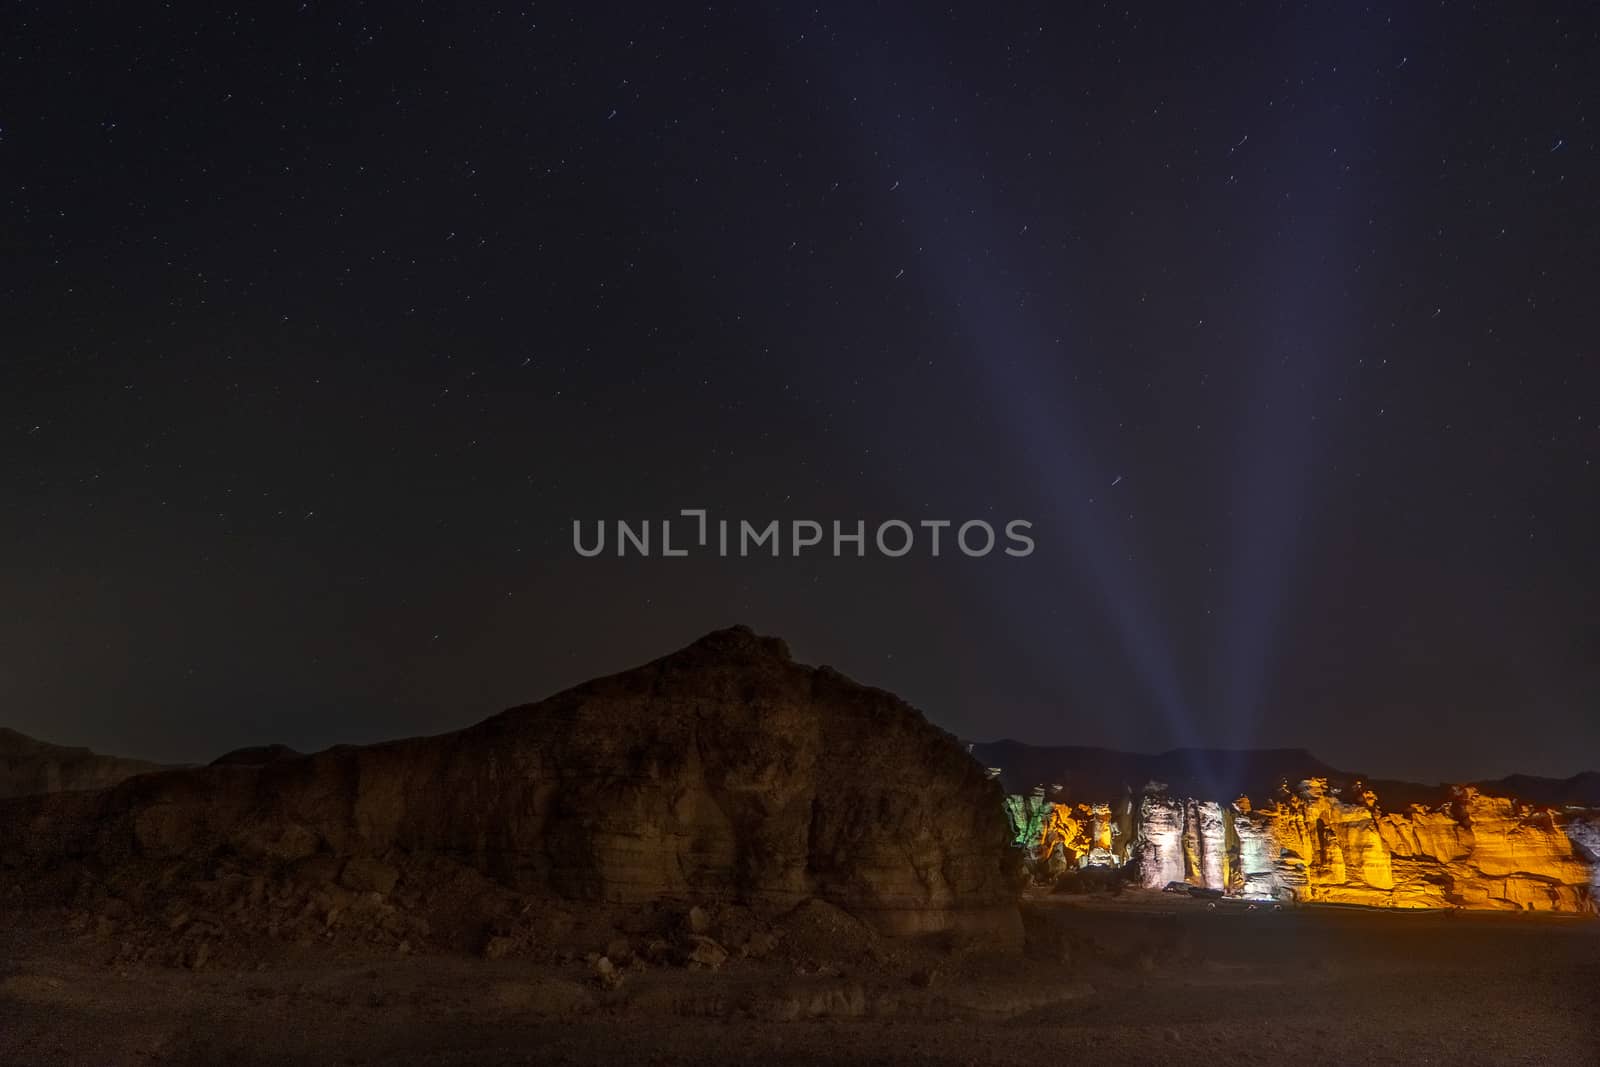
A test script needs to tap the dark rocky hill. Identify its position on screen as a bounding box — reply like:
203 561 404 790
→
0 627 1020 941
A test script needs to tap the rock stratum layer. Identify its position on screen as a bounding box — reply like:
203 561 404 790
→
0 628 1019 938
0 727 168 799
1006 779 1600 913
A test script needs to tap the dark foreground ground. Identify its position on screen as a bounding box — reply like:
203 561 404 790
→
3 890 1597 1065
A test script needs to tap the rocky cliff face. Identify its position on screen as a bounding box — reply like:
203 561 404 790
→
1007 778 1599 913
1234 780 1599 911
0 628 1020 939
0 727 167 798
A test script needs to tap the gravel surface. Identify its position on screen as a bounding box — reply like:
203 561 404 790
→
2 894 1596 1065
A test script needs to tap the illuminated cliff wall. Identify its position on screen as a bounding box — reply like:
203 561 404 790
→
1009 778 1600 914
1003 792 1124 879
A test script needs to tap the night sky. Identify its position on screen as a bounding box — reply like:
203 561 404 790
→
4 3 1597 784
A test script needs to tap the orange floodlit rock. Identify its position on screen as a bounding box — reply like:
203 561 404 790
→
1249 780 1597 911
1011 777 1598 914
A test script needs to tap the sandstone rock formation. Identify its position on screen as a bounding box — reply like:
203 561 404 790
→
1005 777 1599 913
0 627 1020 939
0 727 167 799
1238 780 1599 911
1003 793 1125 879
985 740 1600 913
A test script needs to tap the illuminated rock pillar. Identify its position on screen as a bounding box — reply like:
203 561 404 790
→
1563 818 1600 913
1195 800 1230 890
1138 795 1186 888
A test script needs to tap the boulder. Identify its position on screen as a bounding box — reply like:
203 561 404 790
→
592 955 623 989
684 935 728 971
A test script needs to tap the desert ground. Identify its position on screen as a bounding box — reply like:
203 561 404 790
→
3 889 1595 1066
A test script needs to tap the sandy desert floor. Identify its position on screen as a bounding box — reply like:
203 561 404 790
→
2 891 1596 1065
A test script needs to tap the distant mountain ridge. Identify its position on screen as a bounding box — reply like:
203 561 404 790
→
5 723 1596 812
969 739 1600 809
0 727 169 799
1474 771 1600 808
